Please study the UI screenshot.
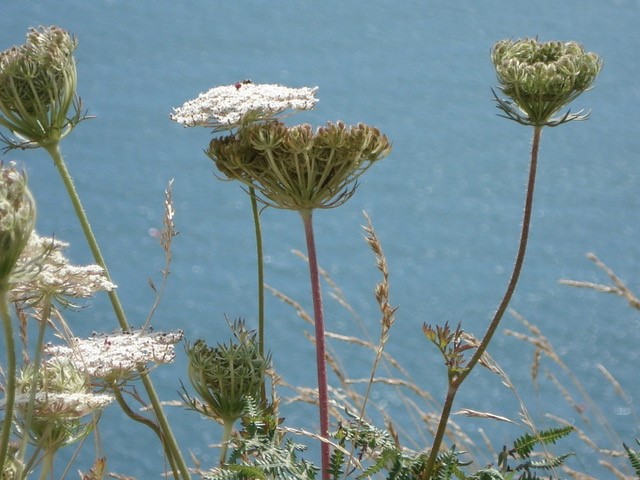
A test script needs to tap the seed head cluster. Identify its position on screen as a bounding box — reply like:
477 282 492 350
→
492 38 602 126
207 120 392 210
0 26 78 146
0 163 35 286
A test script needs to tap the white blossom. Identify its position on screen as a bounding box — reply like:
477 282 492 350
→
170 82 318 129
11 233 116 305
2 391 113 417
46 329 184 379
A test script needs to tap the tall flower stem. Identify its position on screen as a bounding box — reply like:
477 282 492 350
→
42 143 191 480
248 187 269 406
299 209 330 480
249 189 266 362
0 290 16 477
423 126 542 478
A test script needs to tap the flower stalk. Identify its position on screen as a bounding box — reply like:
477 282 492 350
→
423 38 600 478
300 208 331 478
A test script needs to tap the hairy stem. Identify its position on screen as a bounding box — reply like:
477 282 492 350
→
300 209 331 480
43 143 191 480
423 125 542 478
0 290 16 477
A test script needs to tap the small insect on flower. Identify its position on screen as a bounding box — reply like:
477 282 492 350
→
234 79 253 90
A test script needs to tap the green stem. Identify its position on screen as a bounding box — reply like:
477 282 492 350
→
219 419 234 466
0 290 16 477
42 143 191 480
249 187 266 405
38 449 54 480
423 126 542 478
299 209 331 480
16 297 52 478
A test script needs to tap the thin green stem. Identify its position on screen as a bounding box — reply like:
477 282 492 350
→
17 297 52 478
42 143 191 480
0 290 16 477
249 187 266 405
423 126 542 478
299 209 331 480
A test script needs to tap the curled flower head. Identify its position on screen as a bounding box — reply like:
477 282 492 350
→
491 38 602 126
7 359 112 450
170 82 318 131
45 329 183 382
207 120 392 210
0 26 81 148
0 162 35 286
10 233 116 307
184 320 269 424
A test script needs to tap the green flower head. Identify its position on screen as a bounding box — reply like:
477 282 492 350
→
185 320 270 424
0 26 81 148
492 38 602 126
207 120 392 211
0 162 35 286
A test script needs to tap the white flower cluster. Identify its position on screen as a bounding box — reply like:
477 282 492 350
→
4 391 113 417
46 329 184 379
11 233 116 304
170 82 318 128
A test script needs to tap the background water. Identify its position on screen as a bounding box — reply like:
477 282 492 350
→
2 1 640 478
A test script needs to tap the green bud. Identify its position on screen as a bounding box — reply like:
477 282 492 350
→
491 38 602 126
207 120 392 210
0 26 80 148
186 320 270 424
0 163 35 287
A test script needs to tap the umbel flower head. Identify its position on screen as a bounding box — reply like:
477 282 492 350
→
0 162 35 287
207 120 392 210
170 81 318 131
491 38 602 126
45 329 184 382
10 233 116 308
184 319 270 424
0 26 82 148
7 359 113 450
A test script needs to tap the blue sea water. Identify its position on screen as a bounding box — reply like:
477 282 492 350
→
1 1 640 477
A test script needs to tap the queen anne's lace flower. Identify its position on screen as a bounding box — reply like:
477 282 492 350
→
170 82 318 130
10 233 116 306
46 329 184 380
4 391 113 418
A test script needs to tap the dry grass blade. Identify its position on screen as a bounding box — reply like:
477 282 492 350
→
453 408 517 424
596 363 632 404
559 253 640 311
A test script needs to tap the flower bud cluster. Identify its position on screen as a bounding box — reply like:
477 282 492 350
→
208 120 392 210
0 163 35 286
186 326 269 424
0 26 78 146
170 82 318 130
492 38 602 126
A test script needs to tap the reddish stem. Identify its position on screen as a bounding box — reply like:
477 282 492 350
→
300 209 331 480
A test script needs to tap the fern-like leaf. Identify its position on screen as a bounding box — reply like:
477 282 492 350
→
512 426 573 458
624 439 640 477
